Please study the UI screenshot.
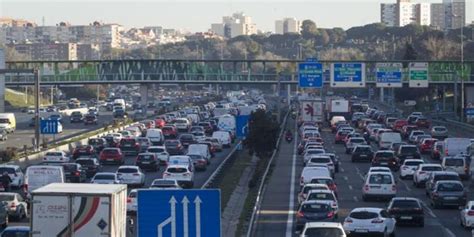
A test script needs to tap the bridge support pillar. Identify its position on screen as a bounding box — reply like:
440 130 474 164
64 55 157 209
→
379 87 384 103
0 49 5 112
140 84 149 107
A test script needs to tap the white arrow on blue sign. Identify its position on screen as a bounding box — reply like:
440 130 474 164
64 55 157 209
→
40 119 59 134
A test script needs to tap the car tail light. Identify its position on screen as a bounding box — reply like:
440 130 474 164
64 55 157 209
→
10 202 16 208
327 211 335 218
75 171 80 176
391 185 397 191
163 172 170 177
127 198 131 203
432 192 439 198
296 211 304 218
364 185 369 192
467 211 474 216
133 173 140 176
344 218 353 223
372 218 384 223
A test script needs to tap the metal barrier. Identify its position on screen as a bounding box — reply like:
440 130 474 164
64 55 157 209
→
200 141 242 189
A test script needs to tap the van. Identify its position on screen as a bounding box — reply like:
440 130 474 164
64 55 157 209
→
330 116 346 128
362 172 396 201
300 166 331 187
24 165 65 197
217 114 236 132
379 132 402 150
442 156 471 180
0 113 16 133
146 128 164 145
443 138 471 159
187 144 211 161
187 114 200 125
212 131 231 148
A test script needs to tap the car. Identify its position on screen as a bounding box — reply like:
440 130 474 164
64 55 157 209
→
0 193 27 221
198 122 213 134
345 137 367 154
43 151 69 163
61 163 87 183
87 138 106 152
162 125 178 138
187 153 208 171
387 197 424 227
0 165 24 188
136 137 151 152
306 156 335 177
393 119 408 132
119 137 140 156
441 156 471 180
99 148 124 165
75 157 102 177
460 201 474 228
399 159 424 180
343 208 396 237
413 164 443 188
407 115 420 125
72 145 96 159
48 114 62 122
414 134 432 146
401 125 418 139
84 114 98 125
173 118 190 132
304 190 339 217
303 149 326 165
300 167 331 188
127 189 139 215
179 133 197 148
135 153 159 171
415 117 431 128
351 145 374 162
155 118 166 128
335 130 351 144
201 137 223 152
408 130 425 144
429 180 467 208
88 107 99 116
431 126 448 140
116 166 145 187
371 150 399 171
396 145 421 161
309 176 338 196
300 222 346 237
389 142 407 153
425 171 460 196
362 172 397 201
298 183 331 205
419 138 438 154
162 164 194 188
431 141 444 160
295 201 337 231
150 179 181 189
91 172 121 184
146 146 170 165
70 111 83 123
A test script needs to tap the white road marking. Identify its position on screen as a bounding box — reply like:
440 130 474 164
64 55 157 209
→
353 196 359 202
444 227 456 237
421 201 437 218
398 177 412 192
343 176 348 181
355 167 365 180
348 185 353 190
285 122 297 237
340 167 345 172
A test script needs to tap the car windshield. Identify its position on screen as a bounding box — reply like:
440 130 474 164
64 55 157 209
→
435 175 460 181
94 174 115 180
405 161 423 166
434 127 447 132
62 164 77 171
165 141 180 146
445 159 464 166
117 168 138 173
310 158 331 163
350 211 379 219
162 127 173 132
76 160 94 166
0 167 15 174
103 149 118 154
310 179 334 185
148 148 165 153
301 203 331 212
401 147 418 153
369 174 393 184
376 152 393 158
138 154 154 160
167 167 187 173
152 180 177 187
303 228 344 237
0 195 14 201
422 166 442 171
391 200 420 209
1 231 29 237
307 193 334 201
355 147 371 152
438 183 464 192
303 186 326 194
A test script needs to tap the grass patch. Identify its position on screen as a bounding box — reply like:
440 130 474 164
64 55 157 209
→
218 152 252 212
5 88 49 108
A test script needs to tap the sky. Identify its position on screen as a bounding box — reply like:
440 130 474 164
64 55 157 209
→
0 0 473 32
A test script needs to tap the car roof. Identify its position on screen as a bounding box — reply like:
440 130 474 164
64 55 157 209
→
301 200 332 205
350 207 383 213
390 197 420 202
0 164 19 168
307 189 333 194
420 164 442 167
436 180 463 185
403 159 424 163
117 165 139 169
304 222 343 228
148 146 166 149
166 164 189 169
2 226 30 231
431 171 459 176
95 172 116 176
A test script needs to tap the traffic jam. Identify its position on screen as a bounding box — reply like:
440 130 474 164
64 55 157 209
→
294 96 474 236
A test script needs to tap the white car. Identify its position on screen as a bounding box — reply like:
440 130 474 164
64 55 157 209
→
300 166 331 187
168 155 194 170
116 166 145 187
362 172 397 201
0 165 24 188
400 159 424 179
460 201 474 228
91 172 121 184
304 190 339 217
0 192 28 220
147 146 170 165
345 137 367 154
301 222 346 237
150 179 181 189
43 151 69 162
306 155 335 176
298 183 330 205
413 164 443 187
163 164 195 188
127 189 140 214
303 148 326 164
343 208 396 236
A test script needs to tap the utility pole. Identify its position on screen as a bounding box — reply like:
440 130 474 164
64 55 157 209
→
34 69 40 151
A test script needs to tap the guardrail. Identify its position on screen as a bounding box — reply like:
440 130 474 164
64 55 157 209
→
245 110 289 237
200 141 242 189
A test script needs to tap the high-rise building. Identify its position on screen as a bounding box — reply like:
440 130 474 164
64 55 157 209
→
381 3 397 27
9 43 77 60
431 3 446 30
443 0 465 30
381 0 430 27
275 20 284 34
275 18 300 34
210 12 257 38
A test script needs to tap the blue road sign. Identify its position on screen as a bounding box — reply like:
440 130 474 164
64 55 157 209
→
236 115 250 138
137 189 221 237
298 62 323 88
331 63 366 87
305 58 318 62
465 108 474 116
40 119 59 134
376 63 402 88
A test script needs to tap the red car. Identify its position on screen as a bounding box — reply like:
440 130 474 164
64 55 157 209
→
99 148 124 165
420 138 438 154
393 119 408 132
155 118 166 128
72 145 95 159
334 130 350 144
162 125 177 138
431 141 443 160
119 137 140 155
415 117 431 129
143 120 156 129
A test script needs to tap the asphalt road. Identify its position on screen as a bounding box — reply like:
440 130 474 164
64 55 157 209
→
255 116 474 237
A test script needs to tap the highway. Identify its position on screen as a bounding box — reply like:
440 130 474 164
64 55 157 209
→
255 113 474 237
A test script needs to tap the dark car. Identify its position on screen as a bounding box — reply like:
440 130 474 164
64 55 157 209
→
88 138 106 152
396 145 421 161
113 109 126 119
425 171 461 196
429 181 467 208
189 126 205 134
179 134 197 148
72 145 96 159
164 140 184 155
402 125 418 139
295 201 336 231
0 226 30 237
415 117 431 129
407 115 420 125
28 117 44 127
372 150 399 171
135 153 159 171
102 135 119 147
208 120 218 131
188 154 207 171
387 197 424 227
70 111 83 123
84 114 98 125
99 148 124 165
351 145 374 162
75 157 102 177
119 138 140 156
62 163 87 183
198 122 213 134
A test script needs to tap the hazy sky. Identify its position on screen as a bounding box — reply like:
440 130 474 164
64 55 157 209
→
1 0 473 32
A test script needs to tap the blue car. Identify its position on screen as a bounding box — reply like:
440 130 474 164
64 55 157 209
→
1 226 30 237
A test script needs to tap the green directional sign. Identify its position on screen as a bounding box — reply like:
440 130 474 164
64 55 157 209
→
409 62 429 88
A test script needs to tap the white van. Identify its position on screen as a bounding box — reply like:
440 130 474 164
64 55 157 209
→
330 116 346 127
362 172 396 201
146 128 164 145
187 114 200 125
300 166 331 187
25 165 65 196
443 138 471 159
0 113 16 133
442 156 471 180
168 155 194 171
187 144 211 161
217 114 236 132
212 131 231 148
379 132 402 150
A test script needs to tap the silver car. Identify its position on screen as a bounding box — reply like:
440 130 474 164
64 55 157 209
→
431 126 448 140
91 172 121 184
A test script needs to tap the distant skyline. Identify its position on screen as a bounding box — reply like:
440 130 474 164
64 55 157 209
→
1 0 473 32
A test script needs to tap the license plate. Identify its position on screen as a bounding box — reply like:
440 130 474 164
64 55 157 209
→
407 156 413 159
445 197 458 200
381 162 388 165
107 159 114 161
142 161 150 164
360 155 367 157
370 185 381 189
355 229 369 233
400 216 412 220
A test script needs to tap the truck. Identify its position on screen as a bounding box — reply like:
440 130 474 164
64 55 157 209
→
326 98 350 121
299 99 324 126
30 183 127 237
0 113 16 133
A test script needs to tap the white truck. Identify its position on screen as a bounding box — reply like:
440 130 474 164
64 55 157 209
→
327 98 350 121
30 183 127 237
299 99 324 126
0 113 16 133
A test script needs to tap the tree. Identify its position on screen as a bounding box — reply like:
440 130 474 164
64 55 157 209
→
301 20 318 39
244 109 279 158
4 47 30 61
403 43 418 67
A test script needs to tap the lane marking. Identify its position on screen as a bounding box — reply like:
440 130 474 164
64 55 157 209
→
353 196 359 202
340 167 345 173
397 177 412 192
348 185 353 190
420 201 437 218
355 167 365 181
343 176 348 181
285 121 297 237
444 227 456 237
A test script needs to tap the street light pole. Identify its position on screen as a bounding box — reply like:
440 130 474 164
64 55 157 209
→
460 23 465 122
